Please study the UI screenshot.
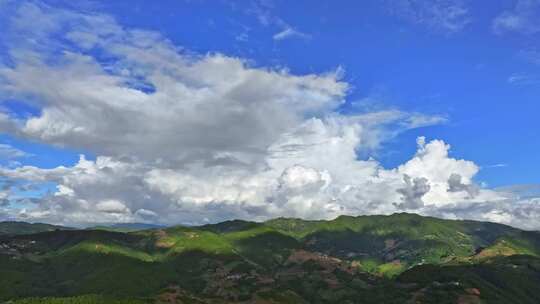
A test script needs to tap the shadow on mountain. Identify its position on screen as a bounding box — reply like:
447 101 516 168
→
2 213 540 303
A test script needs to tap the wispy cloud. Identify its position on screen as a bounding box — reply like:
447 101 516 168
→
494 184 540 199
0 144 30 160
518 48 540 65
484 163 508 169
245 0 311 41
507 73 540 85
387 0 472 33
493 0 540 35
235 32 249 42
273 27 311 41
246 0 278 27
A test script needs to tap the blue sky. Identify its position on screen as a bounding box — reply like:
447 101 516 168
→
3 0 539 186
0 0 539 227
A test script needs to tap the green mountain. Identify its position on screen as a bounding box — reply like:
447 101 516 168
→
0 221 73 236
1 213 539 303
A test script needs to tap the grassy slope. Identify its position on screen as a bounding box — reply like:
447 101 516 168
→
1 213 539 303
398 255 540 304
267 213 540 269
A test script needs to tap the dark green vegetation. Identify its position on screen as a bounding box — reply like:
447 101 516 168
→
7 295 148 304
1 213 540 303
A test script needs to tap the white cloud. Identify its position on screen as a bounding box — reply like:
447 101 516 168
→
244 0 278 27
273 27 311 41
0 125 519 227
493 0 540 35
243 0 310 41
0 143 29 160
96 199 130 214
507 73 540 85
484 163 508 169
0 1 538 229
395 175 430 209
429 197 540 231
278 165 330 190
388 0 471 33
495 184 540 200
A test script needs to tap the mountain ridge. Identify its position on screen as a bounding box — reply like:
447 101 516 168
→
1 213 540 303
0 221 74 236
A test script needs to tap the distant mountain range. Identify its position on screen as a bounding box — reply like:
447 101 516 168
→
87 223 166 232
0 222 166 236
1 213 539 303
0 221 73 236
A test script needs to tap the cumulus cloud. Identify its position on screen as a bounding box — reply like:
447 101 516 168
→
0 1 538 229
447 173 479 198
0 124 518 227
395 175 430 209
